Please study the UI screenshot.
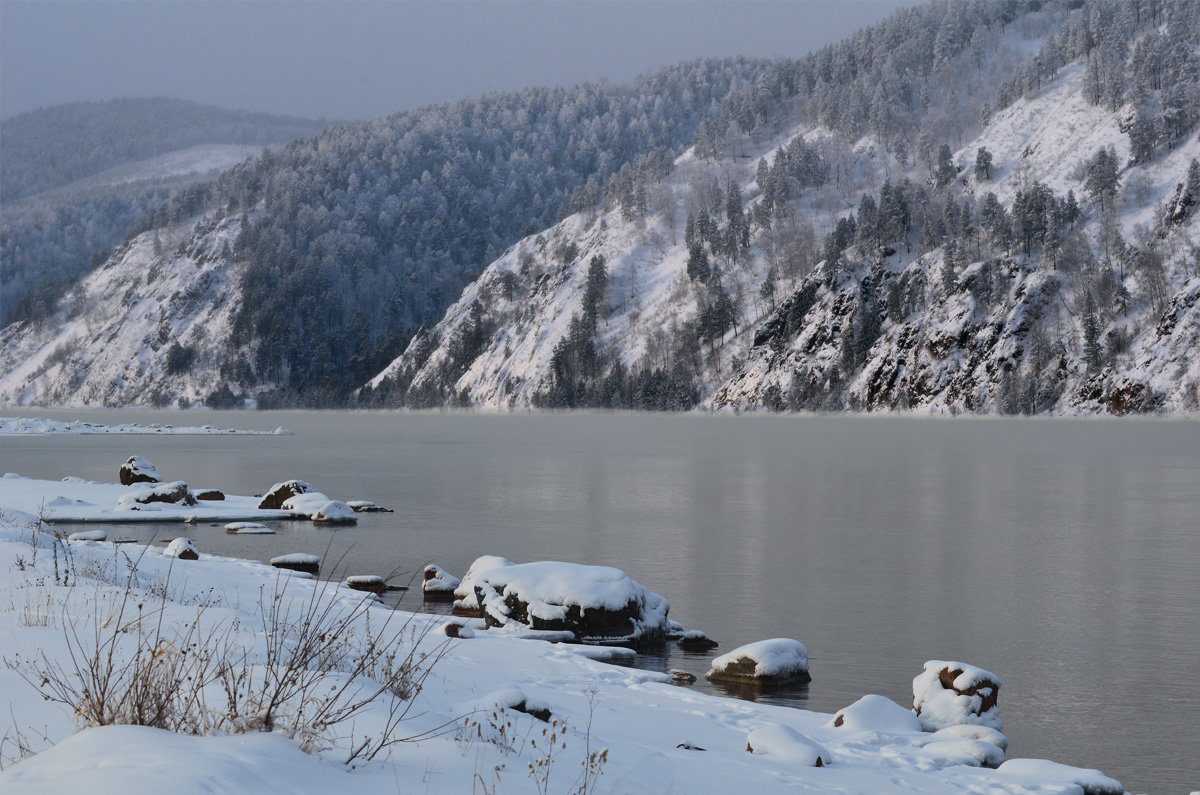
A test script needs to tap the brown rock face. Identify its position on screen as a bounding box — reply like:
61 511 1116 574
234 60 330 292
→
257 480 313 510
176 548 199 561
195 489 225 501
475 585 649 642
936 666 1000 713
134 482 197 506
678 635 719 652
119 456 161 486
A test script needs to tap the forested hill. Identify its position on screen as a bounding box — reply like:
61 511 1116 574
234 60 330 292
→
0 98 326 203
0 99 327 327
365 0 1200 415
0 58 782 406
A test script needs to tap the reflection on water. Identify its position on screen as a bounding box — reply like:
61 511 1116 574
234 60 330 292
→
4 409 1200 793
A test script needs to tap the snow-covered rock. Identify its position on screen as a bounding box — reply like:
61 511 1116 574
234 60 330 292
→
311 500 357 525
677 628 718 651
475 561 671 643
116 481 197 508
913 660 1002 731
119 455 161 485
452 555 514 615
745 723 831 766
343 574 387 593
164 537 198 560
422 564 460 601
832 694 922 733
68 529 107 542
224 522 273 534
280 491 330 515
346 500 390 512
269 553 320 576
258 480 315 510
707 638 810 685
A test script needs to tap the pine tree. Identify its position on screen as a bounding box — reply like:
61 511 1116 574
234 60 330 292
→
1082 293 1101 373
935 144 958 189
974 147 993 181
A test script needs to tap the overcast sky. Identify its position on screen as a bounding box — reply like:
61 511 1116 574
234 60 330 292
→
1 1 917 122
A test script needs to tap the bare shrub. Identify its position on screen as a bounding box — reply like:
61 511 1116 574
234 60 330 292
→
4 561 452 765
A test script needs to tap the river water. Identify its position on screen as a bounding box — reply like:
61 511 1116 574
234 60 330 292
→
2 409 1197 793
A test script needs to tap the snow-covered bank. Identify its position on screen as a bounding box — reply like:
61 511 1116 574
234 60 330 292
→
0 473 293 524
0 417 291 435
0 482 1129 793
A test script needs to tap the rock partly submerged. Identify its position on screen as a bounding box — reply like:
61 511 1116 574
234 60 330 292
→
119 455 161 486
452 555 514 616
706 638 810 686
474 561 671 645
269 553 320 576
257 480 315 510
423 564 460 601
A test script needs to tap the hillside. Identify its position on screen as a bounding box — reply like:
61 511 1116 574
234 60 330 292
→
0 99 326 326
0 58 799 406
0 98 325 204
364 0 1200 415
0 215 247 407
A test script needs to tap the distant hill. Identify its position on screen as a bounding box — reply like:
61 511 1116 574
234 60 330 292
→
0 98 326 203
0 99 327 325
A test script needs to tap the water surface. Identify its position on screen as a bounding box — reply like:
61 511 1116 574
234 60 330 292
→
2 409 1197 793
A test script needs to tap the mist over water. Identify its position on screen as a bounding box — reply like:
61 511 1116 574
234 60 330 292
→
5 409 1198 793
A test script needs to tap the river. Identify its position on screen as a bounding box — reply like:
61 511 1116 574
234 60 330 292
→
2 409 1197 793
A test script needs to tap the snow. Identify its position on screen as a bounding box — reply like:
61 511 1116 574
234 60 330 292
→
0 417 279 435
745 723 831 767
452 554 514 612
994 759 1124 794
832 694 922 734
0 473 294 524
917 738 1005 769
0 502 1129 794
709 638 810 681
0 725 357 794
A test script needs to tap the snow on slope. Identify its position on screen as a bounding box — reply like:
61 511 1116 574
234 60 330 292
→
714 61 1200 415
0 214 248 407
367 129 840 407
372 43 1200 415
56 144 259 194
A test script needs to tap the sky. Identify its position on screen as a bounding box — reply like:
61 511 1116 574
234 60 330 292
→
1 1 918 122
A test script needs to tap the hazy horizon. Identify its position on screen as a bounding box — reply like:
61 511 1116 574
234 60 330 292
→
1 0 917 122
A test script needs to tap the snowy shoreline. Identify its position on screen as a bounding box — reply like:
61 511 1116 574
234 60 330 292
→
0 417 291 436
0 473 1134 793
